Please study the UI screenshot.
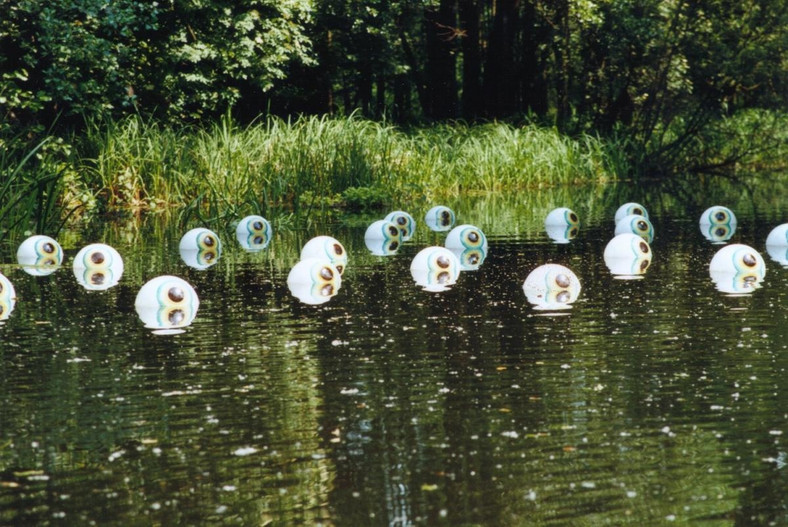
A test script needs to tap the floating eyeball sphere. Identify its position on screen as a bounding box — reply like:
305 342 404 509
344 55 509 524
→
424 205 456 232
708 244 765 294
17 235 63 276
364 220 402 256
179 227 222 269
614 203 649 224
72 243 124 290
522 264 581 310
300 236 348 275
699 205 737 242
410 246 461 292
235 215 272 251
444 224 488 270
384 211 416 241
615 214 654 243
0 272 16 321
135 275 199 330
544 208 580 242
287 257 342 305
603 233 653 276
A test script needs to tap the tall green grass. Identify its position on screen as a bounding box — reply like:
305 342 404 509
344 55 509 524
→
77 114 628 226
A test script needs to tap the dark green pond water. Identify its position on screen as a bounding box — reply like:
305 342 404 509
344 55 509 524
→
1 180 787 526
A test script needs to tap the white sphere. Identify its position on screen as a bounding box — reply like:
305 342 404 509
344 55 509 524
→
410 246 460 291
545 207 579 227
424 206 456 232
614 203 649 224
603 233 653 276
522 264 581 309
699 206 737 242
72 243 124 290
766 223 788 247
300 236 348 275
179 228 222 269
384 211 416 241
135 275 199 330
0 272 17 321
235 215 272 251
17 235 63 276
708 244 765 278
615 214 654 243
364 220 402 256
445 224 488 252
287 257 342 305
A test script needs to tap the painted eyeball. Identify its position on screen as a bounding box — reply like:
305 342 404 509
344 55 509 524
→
72 243 124 290
235 215 272 251
445 224 488 251
699 206 737 242
410 246 461 292
615 214 654 243
424 206 456 232
448 247 487 271
765 223 788 247
603 233 653 276
614 202 649 224
364 220 402 256
135 275 199 331
522 264 581 310
384 211 416 241
179 227 222 269
287 257 342 305
0 272 17 321
709 244 766 278
17 235 63 276
300 236 348 275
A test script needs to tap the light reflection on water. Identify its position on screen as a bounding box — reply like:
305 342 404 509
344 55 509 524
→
0 185 787 525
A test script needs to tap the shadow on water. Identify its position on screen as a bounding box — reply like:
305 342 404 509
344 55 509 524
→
0 175 786 525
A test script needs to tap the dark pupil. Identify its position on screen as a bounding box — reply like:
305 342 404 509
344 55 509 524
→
397 217 407 226
569 213 578 223
203 252 215 261
335 265 344 274
556 291 571 303
43 243 55 254
715 227 727 236
468 254 480 264
436 256 450 269
168 287 185 302
440 211 450 225
640 259 650 271
715 212 727 221
437 271 450 283
91 273 106 285
203 236 215 247
742 253 757 267
333 243 343 255
320 267 334 280
637 221 647 231
169 310 185 325
0 284 3 294
555 274 570 288
389 242 399 251
253 221 263 230
91 252 105 265
633 208 643 215
388 226 399 236
253 236 264 244
569 227 579 237
321 284 334 296
639 242 649 253
468 232 479 243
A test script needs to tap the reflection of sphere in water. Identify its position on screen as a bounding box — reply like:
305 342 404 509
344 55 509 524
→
179 228 222 269
709 244 765 277
424 206 456 232
545 224 578 243
449 246 487 271
364 220 402 256
72 243 124 290
522 264 581 309
766 244 788 266
384 211 416 241
0 272 17 321
445 224 488 252
614 202 649 224
287 257 342 305
300 236 347 275
235 215 272 251
709 270 764 294
135 275 199 330
603 233 653 276
410 246 460 291
615 214 654 243
699 206 737 242
17 235 63 276
766 223 788 247
545 208 580 242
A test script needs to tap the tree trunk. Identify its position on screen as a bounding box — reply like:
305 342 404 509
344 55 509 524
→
424 1 458 120
520 1 548 117
483 0 520 118
458 0 482 119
